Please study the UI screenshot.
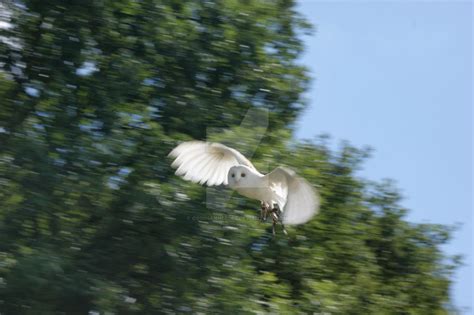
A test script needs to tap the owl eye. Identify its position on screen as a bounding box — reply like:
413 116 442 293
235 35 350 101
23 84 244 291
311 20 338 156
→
231 173 235 178
241 173 246 177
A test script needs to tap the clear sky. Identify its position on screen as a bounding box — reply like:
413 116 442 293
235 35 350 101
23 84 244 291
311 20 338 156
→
295 1 472 313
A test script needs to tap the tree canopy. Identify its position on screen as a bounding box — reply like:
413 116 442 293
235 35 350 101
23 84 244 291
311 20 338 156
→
0 1 459 314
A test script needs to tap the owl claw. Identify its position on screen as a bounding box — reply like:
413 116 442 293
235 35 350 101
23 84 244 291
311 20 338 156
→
260 203 268 221
259 204 287 236
270 206 287 236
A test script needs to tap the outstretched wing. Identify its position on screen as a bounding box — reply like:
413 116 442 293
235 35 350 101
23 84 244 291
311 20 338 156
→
265 167 319 225
169 141 256 186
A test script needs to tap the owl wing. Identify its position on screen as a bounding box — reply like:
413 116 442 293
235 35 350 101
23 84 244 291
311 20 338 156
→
169 141 256 186
265 167 319 225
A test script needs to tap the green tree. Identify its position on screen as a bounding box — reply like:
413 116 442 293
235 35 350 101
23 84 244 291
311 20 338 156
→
0 1 458 314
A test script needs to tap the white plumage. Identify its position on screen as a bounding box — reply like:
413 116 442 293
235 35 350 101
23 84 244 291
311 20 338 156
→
168 141 319 225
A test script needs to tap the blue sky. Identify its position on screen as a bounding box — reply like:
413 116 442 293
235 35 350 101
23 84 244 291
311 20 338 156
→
295 1 472 313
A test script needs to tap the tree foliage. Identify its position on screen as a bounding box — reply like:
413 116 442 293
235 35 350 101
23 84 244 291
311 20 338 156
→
0 1 458 314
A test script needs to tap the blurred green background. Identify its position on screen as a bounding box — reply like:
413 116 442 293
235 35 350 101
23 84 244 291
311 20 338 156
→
0 1 460 314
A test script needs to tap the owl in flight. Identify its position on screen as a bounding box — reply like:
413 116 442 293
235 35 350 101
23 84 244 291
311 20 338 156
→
169 141 319 234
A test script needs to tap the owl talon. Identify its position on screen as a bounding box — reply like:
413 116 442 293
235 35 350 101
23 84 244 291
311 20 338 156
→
259 204 288 236
260 203 268 221
271 207 287 236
